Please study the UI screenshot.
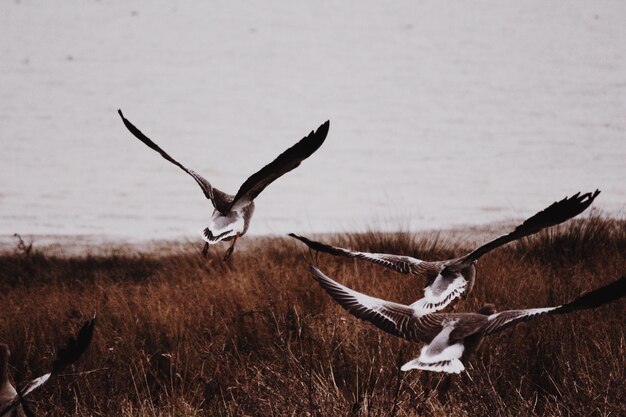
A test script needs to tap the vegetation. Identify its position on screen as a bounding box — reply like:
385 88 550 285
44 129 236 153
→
1 215 624 416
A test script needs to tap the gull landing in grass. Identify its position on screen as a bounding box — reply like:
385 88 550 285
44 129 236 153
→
291 190 600 313
118 110 330 261
0 315 96 417
310 266 626 374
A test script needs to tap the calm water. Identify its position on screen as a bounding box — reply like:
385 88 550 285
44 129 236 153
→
1 1 625 242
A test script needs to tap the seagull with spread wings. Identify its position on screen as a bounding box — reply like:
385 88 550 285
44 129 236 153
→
292 190 599 313
310 266 626 374
118 110 330 261
0 315 96 417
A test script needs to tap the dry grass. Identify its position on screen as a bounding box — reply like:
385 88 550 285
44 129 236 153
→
0 215 625 416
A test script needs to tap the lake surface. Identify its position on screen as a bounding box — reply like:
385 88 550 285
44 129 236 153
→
1 1 625 242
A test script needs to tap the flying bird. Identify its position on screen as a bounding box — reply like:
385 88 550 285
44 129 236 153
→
118 110 330 261
0 315 96 417
291 190 600 313
310 266 626 374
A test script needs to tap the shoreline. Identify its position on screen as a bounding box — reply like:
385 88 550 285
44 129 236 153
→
0 220 551 257
3 214 622 257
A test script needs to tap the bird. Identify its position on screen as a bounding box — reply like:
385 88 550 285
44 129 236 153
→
291 190 600 313
118 110 330 261
309 266 626 374
0 347 22 417
0 315 96 417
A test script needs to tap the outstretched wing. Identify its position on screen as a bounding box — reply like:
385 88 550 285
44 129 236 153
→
118 110 233 213
228 121 330 212
0 316 96 416
310 266 437 341
447 190 600 271
482 276 626 335
291 234 437 276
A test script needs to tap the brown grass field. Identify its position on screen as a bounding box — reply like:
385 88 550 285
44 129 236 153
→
1 215 625 417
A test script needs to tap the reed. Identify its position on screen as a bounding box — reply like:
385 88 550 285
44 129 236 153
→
0 215 624 416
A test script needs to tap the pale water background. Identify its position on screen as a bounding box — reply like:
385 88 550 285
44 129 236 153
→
1 1 625 244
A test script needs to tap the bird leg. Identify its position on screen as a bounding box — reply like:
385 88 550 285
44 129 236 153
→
223 233 241 262
201 242 209 258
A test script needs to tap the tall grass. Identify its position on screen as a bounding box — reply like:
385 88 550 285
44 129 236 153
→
0 215 624 416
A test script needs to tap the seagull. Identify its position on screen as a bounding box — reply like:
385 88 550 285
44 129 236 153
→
0 315 96 417
309 266 626 374
291 190 600 313
118 110 330 261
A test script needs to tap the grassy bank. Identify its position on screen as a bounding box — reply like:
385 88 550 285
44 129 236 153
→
1 215 625 416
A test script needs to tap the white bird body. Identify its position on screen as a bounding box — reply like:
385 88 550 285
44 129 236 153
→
203 206 248 244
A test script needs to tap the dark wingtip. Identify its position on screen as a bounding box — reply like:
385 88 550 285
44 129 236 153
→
290 234 319 248
291 234 349 257
289 233 308 243
574 188 601 211
117 109 131 126
590 189 601 200
558 276 626 314
514 189 602 234
314 120 330 141
51 315 97 374
576 189 600 204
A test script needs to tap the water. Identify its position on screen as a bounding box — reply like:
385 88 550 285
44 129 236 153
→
1 1 625 242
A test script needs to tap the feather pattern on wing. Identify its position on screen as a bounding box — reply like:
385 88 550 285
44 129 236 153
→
309 266 448 342
291 234 437 276
310 266 414 338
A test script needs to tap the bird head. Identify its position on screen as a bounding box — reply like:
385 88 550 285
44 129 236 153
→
476 303 497 315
